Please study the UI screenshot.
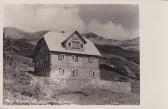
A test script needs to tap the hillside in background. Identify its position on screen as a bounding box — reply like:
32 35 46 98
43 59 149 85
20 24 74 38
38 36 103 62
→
3 27 48 45
3 37 35 58
4 27 139 51
3 27 140 82
83 32 139 51
83 32 140 81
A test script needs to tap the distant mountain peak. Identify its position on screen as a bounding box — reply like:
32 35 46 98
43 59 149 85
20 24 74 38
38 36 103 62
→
83 32 139 51
3 27 48 45
82 32 104 40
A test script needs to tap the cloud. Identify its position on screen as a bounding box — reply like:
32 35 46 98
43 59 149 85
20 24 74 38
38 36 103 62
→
4 5 86 33
86 19 133 40
4 5 138 40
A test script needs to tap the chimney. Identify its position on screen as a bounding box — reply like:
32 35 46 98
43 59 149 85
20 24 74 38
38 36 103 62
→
61 30 66 37
61 30 65 33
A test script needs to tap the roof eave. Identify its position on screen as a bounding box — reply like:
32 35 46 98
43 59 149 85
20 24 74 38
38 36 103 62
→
49 50 101 57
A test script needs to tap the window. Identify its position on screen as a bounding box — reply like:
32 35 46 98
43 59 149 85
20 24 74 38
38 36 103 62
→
72 41 80 49
72 69 78 76
74 56 78 62
72 55 78 62
59 68 64 75
68 42 71 47
89 70 95 77
88 57 94 63
58 54 62 60
58 54 64 60
62 54 64 59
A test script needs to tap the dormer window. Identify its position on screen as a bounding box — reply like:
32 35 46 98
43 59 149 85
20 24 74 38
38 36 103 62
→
61 31 87 49
61 31 87 50
72 41 80 49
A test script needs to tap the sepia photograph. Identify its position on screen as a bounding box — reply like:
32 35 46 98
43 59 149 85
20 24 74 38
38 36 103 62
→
3 4 140 105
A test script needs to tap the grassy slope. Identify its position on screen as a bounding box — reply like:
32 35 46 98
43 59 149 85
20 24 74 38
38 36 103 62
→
3 51 61 105
83 32 140 82
83 32 139 51
96 44 140 81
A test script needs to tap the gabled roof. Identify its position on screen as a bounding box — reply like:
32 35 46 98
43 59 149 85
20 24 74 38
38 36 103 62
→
61 31 87 45
43 31 102 56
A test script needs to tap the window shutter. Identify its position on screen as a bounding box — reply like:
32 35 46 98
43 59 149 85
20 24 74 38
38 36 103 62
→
62 54 64 59
81 44 83 48
72 55 74 60
72 69 75 76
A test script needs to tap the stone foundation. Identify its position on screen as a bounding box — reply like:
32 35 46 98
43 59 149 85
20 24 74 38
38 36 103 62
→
36 77 131 93
97 80 131 93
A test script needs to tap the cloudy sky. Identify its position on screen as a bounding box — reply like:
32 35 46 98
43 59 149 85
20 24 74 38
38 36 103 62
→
4 4 139 40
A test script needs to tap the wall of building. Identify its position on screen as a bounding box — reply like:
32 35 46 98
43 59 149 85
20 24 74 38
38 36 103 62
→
97 80 131 93
131 81 140 94
50 52 100 80
34 38 50 76
50 52 68 67
50 66 100 80
67 54 84 68
50 52 99 68
83 56 99 68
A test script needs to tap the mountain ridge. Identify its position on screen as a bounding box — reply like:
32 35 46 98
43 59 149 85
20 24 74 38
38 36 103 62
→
3 27 48 45
82 32 139 51
4 27 139 51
